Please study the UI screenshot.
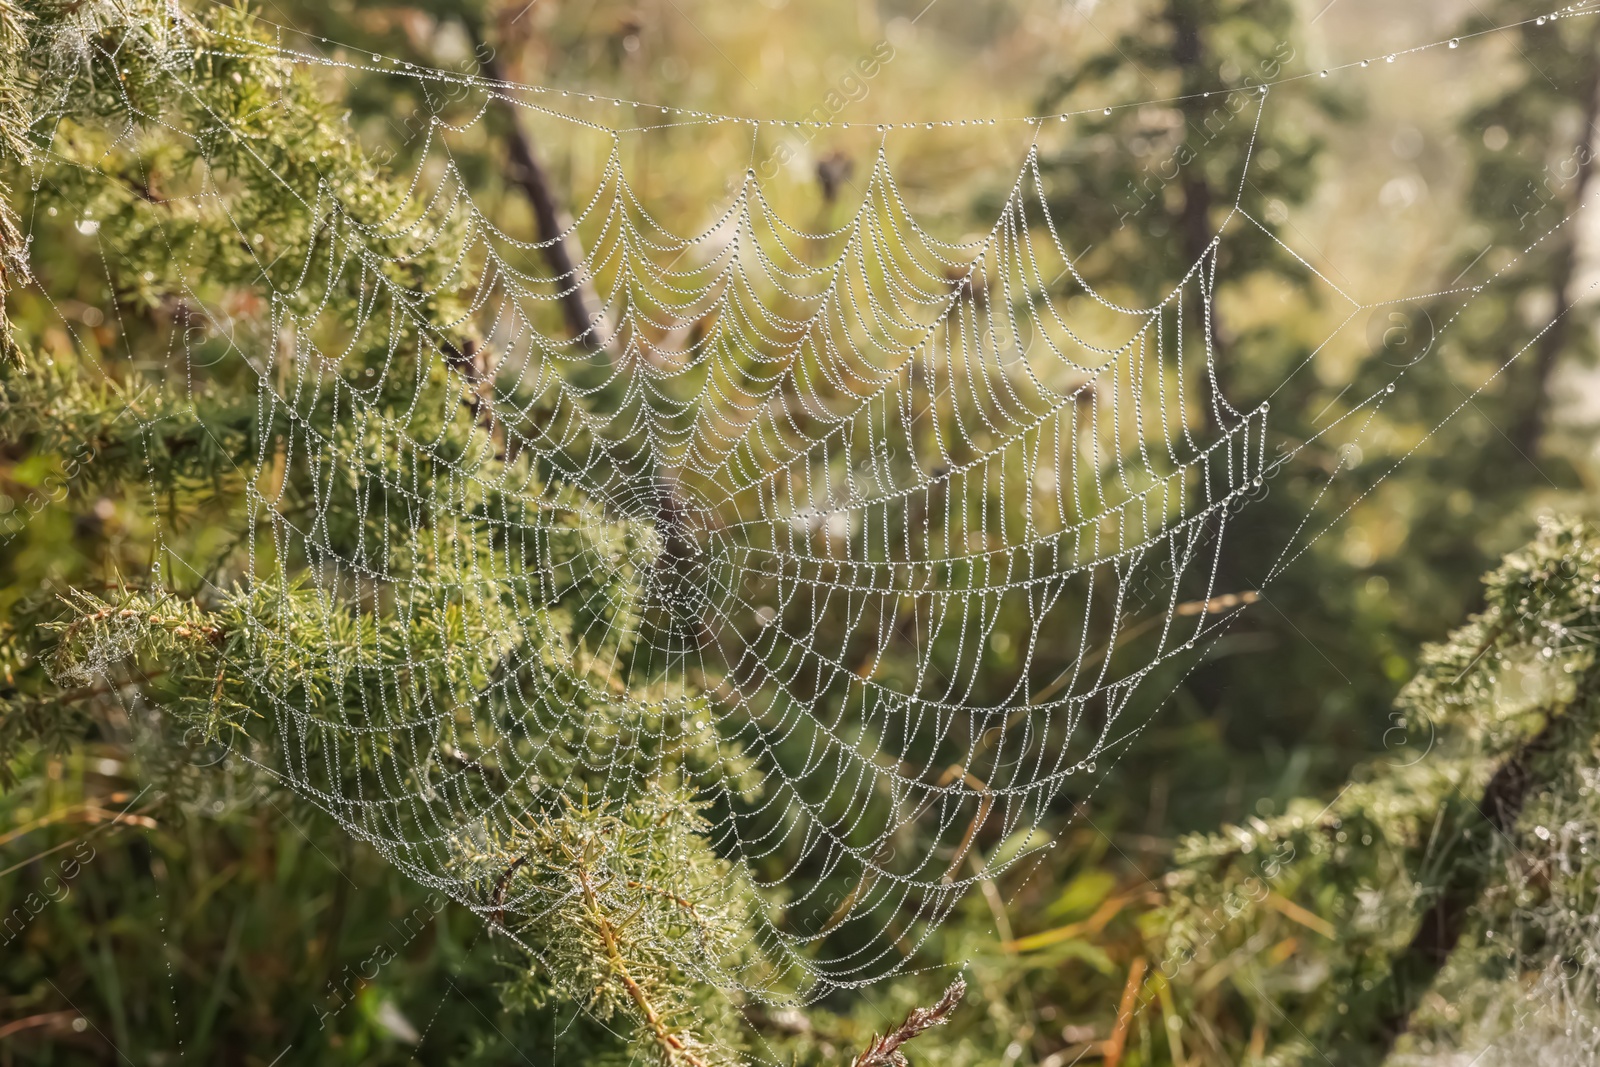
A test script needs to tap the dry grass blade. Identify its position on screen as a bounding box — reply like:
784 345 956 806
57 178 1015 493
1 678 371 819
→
849 977 967 1067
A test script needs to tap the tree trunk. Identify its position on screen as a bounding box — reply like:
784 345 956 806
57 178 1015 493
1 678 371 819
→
1169 0 1228 440
1510 44 1600 459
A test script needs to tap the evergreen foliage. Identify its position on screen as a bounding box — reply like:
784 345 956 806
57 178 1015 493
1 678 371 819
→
1156 518 1600 1064
0 0 754 1059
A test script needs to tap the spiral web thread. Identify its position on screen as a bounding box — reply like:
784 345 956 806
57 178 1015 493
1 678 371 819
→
30 4 1600 1017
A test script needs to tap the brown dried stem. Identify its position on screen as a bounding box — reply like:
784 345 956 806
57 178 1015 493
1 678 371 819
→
849 977 967 1067
575 859 714 1067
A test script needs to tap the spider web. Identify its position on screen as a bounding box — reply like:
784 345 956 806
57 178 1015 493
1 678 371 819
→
23 1 1600 1019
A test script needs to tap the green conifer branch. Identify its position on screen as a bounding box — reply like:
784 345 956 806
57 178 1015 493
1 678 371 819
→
461 792 751 1065
1155 519 1600 1064
0 3 759 1059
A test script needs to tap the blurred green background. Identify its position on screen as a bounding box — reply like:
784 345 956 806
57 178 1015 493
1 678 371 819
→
4 0 1599 1063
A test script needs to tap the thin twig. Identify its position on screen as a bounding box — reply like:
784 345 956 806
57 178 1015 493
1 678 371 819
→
489 854 528 931
463 17 612 355
1103 957 1148 1067
0 1011 79 1040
